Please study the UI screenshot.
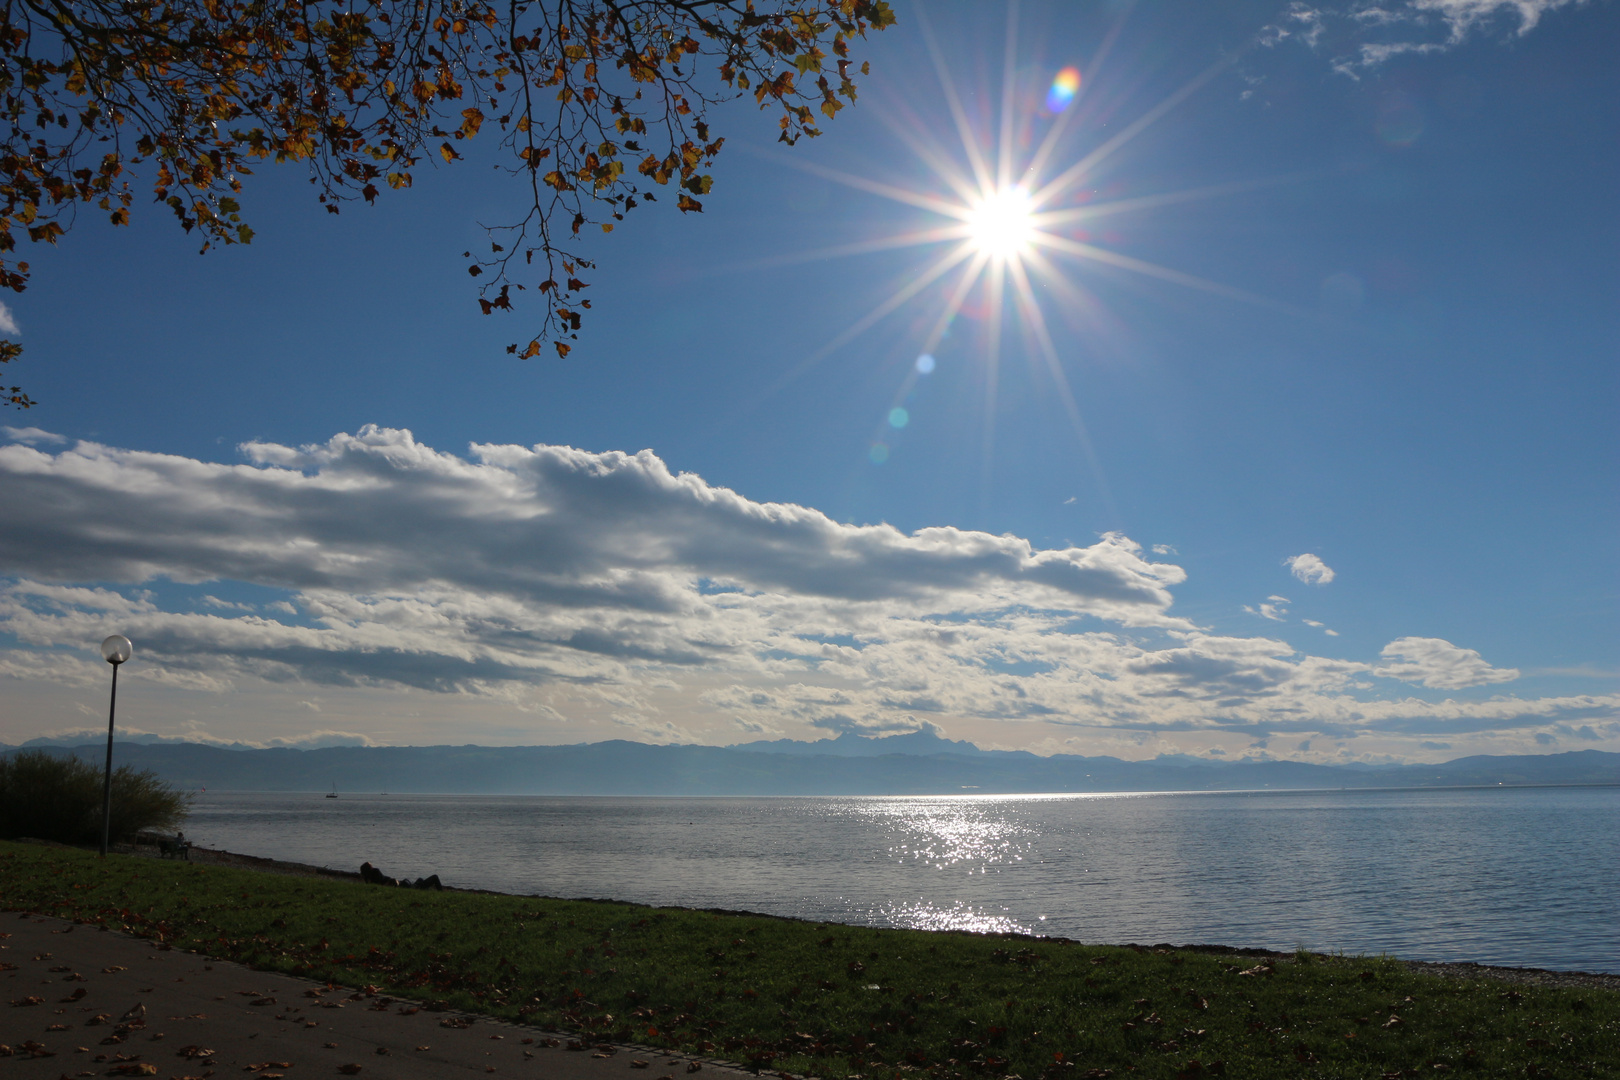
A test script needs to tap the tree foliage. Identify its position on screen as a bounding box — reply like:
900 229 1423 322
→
0 0 896 405
0 748 191 844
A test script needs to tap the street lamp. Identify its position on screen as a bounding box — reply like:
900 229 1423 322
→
99 634 132 857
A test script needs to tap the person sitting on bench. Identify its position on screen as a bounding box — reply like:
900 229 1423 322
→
158 832 191 860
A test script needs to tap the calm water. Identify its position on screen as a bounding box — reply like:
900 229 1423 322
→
181 786 1619 973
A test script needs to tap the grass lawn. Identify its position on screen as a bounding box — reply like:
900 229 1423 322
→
2 841 1615 1079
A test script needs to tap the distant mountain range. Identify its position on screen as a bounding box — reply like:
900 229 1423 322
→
4 730 1617 795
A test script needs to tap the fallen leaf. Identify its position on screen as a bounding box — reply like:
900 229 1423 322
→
338 1066 362 1075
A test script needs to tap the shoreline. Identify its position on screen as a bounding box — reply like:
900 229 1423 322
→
106 837 1620 993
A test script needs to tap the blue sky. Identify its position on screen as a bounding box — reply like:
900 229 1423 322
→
0 0 1615 761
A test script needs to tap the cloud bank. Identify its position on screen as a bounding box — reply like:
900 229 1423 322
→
0 427 1607 750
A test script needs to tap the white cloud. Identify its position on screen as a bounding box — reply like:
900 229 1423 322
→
1245 596 1290 621
1376 636 1520 689
1 427 1186 622
1152 544 1178 556
0 427 1607 746
1286 553 1336 585
1409 0 1582 39
0 302 18 336
2 427 65 446
1260 0 1587 73
1261 2 1329 46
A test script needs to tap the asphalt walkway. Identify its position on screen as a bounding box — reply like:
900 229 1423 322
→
2 912 753 1080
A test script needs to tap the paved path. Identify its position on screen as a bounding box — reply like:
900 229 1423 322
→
2 912 752 1080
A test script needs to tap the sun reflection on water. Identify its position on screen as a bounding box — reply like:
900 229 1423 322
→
838 796 1040 872
870 899 1030 936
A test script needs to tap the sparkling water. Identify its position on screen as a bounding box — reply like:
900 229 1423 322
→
181 785 1619 973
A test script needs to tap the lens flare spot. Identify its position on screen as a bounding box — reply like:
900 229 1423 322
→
1046 66 1081 114
966 186 1034 261
915 353 936 375
888 407 910 429
1375 92 1424 146
868 443 890 465
1320 271 1364 314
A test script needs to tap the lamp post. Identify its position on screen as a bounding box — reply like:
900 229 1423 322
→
99 634 132 857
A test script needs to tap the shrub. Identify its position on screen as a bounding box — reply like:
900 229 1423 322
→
0 749 190 845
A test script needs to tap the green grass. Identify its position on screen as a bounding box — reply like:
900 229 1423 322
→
2 841 1615 1079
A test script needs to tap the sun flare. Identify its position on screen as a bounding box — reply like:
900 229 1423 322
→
756 6 1280 501
966 186 1035 261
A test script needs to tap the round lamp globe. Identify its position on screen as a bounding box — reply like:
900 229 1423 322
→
101 635 132 665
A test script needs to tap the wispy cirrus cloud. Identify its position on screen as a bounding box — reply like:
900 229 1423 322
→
1261 0 1589 73
1 426 62 446
0 427 1604 751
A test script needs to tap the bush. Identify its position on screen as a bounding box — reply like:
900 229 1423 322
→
0 749 190 845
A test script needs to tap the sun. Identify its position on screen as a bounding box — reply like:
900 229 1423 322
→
966 186 1035 261
751 5 1283 496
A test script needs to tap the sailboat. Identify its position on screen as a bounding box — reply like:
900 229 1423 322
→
326 783 338 799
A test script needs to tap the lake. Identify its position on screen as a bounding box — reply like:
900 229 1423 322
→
180 785 1619 973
